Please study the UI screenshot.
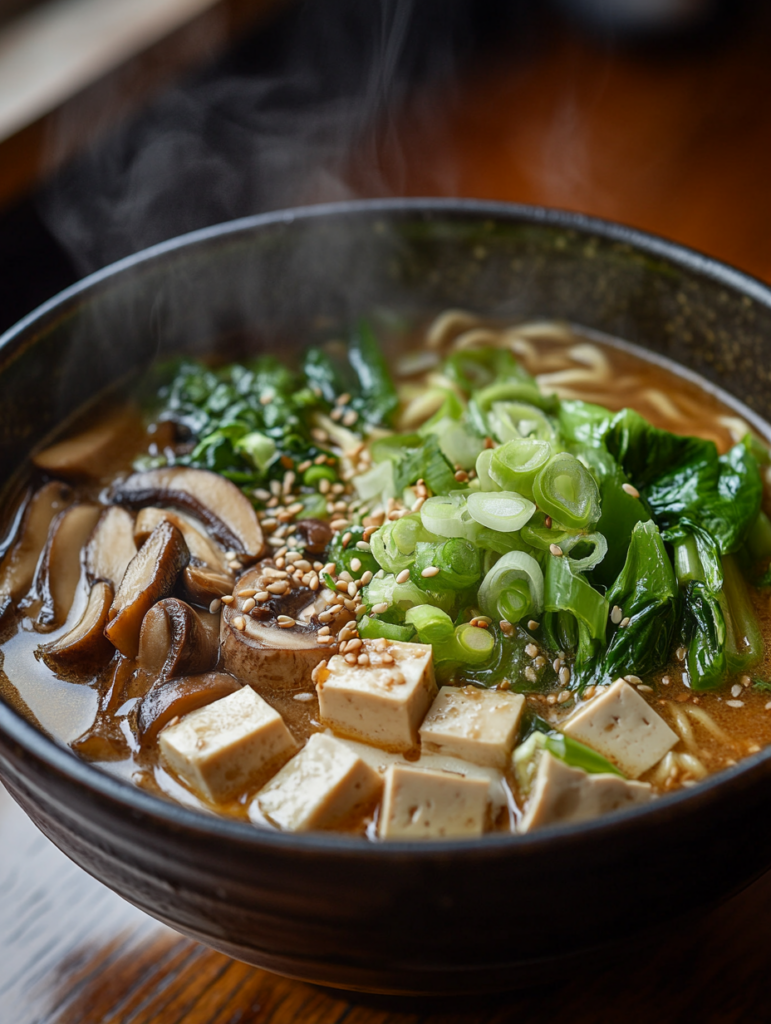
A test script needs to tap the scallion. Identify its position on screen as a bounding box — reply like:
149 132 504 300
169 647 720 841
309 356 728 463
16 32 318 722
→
466 491 536 533
533 452 600 530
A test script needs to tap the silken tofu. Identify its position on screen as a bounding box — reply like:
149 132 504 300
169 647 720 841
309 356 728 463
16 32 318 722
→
419 685 525 769
159 685 297 802
519 751 653 833
379 763 489 840
255 733 382 832
562 678 677 778
315 639 437 752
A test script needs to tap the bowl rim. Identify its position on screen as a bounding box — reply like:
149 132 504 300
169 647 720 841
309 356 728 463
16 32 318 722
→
2 195 771 857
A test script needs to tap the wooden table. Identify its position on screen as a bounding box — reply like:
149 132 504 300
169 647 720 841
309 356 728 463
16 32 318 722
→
5 9 771 1021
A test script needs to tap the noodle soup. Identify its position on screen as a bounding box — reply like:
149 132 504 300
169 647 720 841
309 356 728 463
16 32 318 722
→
1 314 769 839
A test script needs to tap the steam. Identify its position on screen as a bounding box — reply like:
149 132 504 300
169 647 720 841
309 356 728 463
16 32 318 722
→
38 0 475 275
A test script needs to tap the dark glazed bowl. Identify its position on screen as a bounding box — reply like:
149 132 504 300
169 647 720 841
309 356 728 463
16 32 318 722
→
2 200 771 995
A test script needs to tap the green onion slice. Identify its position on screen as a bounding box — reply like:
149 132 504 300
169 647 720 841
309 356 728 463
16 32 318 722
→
489 438 552 499
487 401 556 443
420 495 478 540
478 551 544 624
533 452 600 529
369 514 429 573
455 623 496 664
559 532 608 573
467 491 536 533
354 459 396 502
475 448 500 492
405 604 455 643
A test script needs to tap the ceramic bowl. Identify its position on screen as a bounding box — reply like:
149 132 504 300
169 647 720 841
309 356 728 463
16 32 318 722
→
2 200 771 994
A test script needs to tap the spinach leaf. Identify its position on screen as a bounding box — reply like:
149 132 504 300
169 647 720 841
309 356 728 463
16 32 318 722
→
682 580 727 690
303 321 398 428
580 446 650 587
391 434 458 496
606 409 762 556
602 522 679 680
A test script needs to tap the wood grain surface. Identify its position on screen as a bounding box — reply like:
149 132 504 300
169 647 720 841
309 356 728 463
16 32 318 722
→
5 10 771 1022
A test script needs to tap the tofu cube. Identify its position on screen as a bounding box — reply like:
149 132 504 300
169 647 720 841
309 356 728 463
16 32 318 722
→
334 737 510 812
419 685 525 769
379 763 489 840
159 686 297 802
255 733 382 832
519 751 653 833
562 678 677 778
315 639 436 752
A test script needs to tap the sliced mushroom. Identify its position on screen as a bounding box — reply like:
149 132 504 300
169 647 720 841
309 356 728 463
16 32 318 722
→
134 507 232 574
136 597 218 680
220 564 330 694
112 467 263 558
104 520 189 658
32 407 144 480
35 503 102 630
137 672 242 746
40 581 114 670
293 518 334 555
86 506 137 589
0 481 73 613
181 564 235 606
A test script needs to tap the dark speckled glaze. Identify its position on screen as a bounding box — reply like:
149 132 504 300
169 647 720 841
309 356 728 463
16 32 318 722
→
2 201 771 994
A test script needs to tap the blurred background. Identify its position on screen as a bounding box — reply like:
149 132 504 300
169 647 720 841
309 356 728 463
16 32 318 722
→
1 0 770 336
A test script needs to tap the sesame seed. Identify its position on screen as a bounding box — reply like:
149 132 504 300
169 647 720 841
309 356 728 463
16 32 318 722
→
242 598 256 613
549 544 563 557
622 482 640 498
221 595 234 605
255 591 270 602
318 611 333 623
583 685 597 699
382 653 394 665
360 571 373 586
727 700 744 708
293 693 314 702
343 598 357 611
525 643 538 658
553 658 562 673
330 408 343 422
610 605 623 625
350 557 362 573
266 582 288 595
233 616 246 631
534 656 547 669
355 540 371 552
559 666 571 686
343 410 359 427
309 576 320 591
396 569 411 584
254 488 271 501
500 620 514 636
557 690 571 704
741 675 752 688
637 684 654 693
346 638 363 652
620 617 631 628
347 582 357 598
317 635 333 645
546 693 557 705
277 615 296 628
330 519 351 532
336 392 351 406
661 675 671 686
421 566 440 578
260 392 273 405
454 470 469 482
411 497 426 512
731 683 743 698
676 646 687 662
371 602 389 614
357 653 370 666
527 620 540 631
524 667 537 683
345 653 358 666
624 674 642 686
765 701 771 711
238 588 257 598
209 598 222 614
